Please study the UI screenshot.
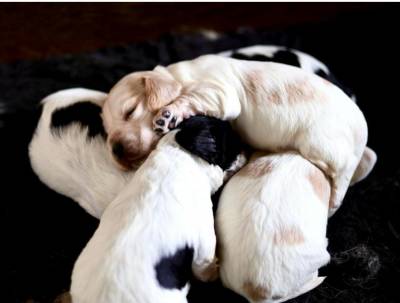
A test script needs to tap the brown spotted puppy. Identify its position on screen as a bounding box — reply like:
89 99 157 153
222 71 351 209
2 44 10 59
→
102 55 368 216
216 151 331 303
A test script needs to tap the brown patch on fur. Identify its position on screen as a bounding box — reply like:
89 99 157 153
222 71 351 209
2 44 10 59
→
308 167 331 203
285 78 317 104
267 88 281 104
243 281 269 301
197 258 219 282
53 292 72 303
245 70 263 97
273 226 305 245
238 157 274 178
245 70 282 104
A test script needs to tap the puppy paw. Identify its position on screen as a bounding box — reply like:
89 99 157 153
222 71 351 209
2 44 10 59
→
153 105 187 134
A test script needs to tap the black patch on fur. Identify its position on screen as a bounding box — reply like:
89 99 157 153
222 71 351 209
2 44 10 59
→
315 68 355 99
231 49 301 67
155 246 194 290
175 116 243 170
231 52 274 62
50 102 106 138
272 49 301 67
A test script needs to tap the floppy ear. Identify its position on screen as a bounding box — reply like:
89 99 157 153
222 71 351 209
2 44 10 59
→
176 116 243 170
143 71 182 112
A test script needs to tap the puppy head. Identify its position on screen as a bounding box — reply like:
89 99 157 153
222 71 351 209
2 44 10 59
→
175 116 244 171
102 67 182 169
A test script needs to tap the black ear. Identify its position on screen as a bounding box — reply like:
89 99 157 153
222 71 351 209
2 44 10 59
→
175 116 243 170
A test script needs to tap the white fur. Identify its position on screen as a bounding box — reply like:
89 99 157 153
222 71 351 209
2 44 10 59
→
70 130 222 303
29 88 132 218
216 152 330 303
152 55 368 216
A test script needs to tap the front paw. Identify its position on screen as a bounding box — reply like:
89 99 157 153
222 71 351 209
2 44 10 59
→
153 106 183 134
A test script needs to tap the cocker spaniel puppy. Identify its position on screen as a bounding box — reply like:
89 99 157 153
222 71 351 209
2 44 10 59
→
216 152 331 303
29 88 133 218
102 54 368 216
70 116 244 303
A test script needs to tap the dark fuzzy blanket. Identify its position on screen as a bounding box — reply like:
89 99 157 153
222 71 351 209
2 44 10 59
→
1 7 399 303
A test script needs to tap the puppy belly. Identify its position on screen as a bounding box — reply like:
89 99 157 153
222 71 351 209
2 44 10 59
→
232 113 297 151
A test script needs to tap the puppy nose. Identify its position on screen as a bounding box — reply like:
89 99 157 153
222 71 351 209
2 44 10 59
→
112 142 125 159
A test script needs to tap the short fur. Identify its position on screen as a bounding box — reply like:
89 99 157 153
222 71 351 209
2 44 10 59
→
103 55 369 215
216 152 331 303
70 116 243 303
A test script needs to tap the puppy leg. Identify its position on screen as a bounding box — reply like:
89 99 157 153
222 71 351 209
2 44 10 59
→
192 208 219 282
328 159 361 216
153 83 241 134
299 132 365 216
350 146 377 185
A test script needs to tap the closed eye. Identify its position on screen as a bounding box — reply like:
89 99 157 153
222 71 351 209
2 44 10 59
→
124 107 135 120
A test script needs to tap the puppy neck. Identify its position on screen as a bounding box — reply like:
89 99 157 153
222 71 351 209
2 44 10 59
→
157 131 224 193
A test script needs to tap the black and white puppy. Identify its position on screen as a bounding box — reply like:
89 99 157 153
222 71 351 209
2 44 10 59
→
29 88 132 219
70 116 244 303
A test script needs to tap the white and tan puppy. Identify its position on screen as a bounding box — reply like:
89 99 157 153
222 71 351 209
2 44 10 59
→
70 116 244 303
102 45 352 171
103 55 368 215
216 152 331 303
29 88 132 218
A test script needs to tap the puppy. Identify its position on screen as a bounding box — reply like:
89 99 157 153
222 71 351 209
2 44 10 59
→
102 55 368 215
29 88 132 218
102 44 355 171
216 152 331 303
101 45 348 169
70 116 244 303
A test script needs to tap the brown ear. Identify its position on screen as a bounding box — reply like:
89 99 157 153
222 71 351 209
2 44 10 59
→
143 73 182 112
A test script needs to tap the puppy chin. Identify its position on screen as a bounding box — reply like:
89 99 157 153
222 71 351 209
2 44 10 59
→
114 155 146 171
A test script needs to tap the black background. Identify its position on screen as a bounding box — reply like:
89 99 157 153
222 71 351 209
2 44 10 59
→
1 4 399 303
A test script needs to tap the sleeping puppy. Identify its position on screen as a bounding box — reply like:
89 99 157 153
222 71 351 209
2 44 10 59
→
102 45 358 171
29 88 132 219
216 152 331 303
70 116 244 303
102 55 368 215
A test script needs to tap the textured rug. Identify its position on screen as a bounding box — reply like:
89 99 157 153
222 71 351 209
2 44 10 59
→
1 7 399 303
